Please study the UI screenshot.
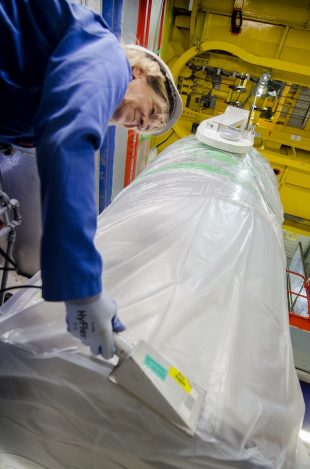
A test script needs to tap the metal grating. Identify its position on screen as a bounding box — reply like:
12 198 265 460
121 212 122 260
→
287 86 310 129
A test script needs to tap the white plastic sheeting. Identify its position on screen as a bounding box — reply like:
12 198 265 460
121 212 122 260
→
0 136 309 468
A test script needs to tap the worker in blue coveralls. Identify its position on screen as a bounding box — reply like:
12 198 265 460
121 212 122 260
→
0 0 183 358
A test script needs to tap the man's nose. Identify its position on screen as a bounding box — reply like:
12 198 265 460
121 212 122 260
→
138 114 150 131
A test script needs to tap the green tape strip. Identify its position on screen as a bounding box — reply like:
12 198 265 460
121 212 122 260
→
140 161 232 179
144 354 167 381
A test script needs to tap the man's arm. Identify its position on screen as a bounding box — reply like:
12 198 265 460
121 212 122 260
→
34 26 131 301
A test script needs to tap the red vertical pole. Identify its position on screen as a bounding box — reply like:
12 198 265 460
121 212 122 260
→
157 0 166 51
136 0 147 45
124 130 137 187
123 0 153 187
144 0 153 47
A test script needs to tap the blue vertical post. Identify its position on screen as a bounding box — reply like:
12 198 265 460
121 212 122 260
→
99 0 124 213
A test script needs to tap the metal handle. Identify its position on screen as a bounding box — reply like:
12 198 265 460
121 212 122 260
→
113 333 133 365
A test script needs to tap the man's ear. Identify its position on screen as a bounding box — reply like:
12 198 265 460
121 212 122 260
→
132 66 145 79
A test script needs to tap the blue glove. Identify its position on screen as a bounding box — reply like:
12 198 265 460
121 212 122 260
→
65 292 125 359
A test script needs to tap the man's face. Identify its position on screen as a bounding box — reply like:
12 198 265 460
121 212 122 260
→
110 68 165 133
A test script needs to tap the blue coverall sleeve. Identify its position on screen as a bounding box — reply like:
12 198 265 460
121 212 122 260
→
34 25 131 301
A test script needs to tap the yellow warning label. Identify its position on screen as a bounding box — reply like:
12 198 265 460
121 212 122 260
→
168 367 192 393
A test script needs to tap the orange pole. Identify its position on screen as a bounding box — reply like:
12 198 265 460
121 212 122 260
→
123 0 153 187
124 130 137 187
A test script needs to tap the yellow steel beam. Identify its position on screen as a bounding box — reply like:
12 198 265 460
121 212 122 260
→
283 219 310 237
275 25 290 59
160 0 174 59
259 150 310 173
260 131 310 153
189 0 199 47
270 84 291 131
171 41 310 79
170 41 310 138
278 166 290 190
201 11 211 42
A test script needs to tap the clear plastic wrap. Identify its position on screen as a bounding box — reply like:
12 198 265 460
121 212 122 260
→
0 136 309 468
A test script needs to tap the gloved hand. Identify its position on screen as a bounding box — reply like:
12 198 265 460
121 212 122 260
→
65 292 125 359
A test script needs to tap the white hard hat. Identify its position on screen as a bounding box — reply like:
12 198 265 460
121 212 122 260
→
125 45 183 136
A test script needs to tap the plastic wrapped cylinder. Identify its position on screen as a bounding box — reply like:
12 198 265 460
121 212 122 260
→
0 136 309 469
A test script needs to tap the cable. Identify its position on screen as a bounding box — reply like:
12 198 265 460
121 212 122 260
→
0 285 42 295
156 130 174 151
0 246 17 268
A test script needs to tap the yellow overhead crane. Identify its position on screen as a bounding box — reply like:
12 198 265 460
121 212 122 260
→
153 0 310 237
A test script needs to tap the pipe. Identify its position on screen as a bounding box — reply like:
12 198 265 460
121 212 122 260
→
0 197 21 305
0 229 16 305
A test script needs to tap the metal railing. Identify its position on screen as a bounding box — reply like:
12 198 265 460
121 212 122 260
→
287 268 310 331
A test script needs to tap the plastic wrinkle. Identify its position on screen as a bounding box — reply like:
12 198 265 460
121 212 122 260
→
0 136 308 468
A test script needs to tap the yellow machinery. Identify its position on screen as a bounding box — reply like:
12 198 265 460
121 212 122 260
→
154 0 310 237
